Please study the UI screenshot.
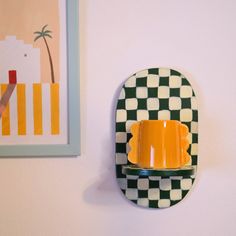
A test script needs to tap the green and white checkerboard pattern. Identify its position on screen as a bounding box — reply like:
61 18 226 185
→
115 68 198 208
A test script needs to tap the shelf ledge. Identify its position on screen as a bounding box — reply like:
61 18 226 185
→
122 165 196 177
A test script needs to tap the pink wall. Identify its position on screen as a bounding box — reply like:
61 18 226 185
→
0 0 235 235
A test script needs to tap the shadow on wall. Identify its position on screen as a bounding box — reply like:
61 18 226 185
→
82 81 130 206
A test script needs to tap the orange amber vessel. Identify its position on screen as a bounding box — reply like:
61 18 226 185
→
128 120 190 169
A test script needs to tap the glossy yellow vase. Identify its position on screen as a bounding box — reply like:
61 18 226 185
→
128 120 190 169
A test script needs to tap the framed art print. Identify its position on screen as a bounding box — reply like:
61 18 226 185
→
0 0 80 156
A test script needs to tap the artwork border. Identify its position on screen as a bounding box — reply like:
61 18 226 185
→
0 0 80 157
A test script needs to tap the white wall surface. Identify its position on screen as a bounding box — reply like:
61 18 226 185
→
0 0 236 235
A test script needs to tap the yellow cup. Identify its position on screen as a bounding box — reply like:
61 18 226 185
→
128 120 190 169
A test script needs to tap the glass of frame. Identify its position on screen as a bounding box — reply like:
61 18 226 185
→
0 0 80 156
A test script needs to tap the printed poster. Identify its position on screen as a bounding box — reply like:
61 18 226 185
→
0 0 68 145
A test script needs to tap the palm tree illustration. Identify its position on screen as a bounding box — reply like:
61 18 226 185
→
34 25 55 83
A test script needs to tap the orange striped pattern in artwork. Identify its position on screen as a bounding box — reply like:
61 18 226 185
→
0 83 61 136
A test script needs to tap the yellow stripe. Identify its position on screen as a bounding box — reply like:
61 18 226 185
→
33 84 42 135
17 84 26 135
1 84 10 135
50 83 60 134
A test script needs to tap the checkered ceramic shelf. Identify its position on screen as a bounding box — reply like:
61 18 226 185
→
115 68 198 209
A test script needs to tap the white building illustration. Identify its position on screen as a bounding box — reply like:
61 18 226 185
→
0 36 40 83
0 36 67 145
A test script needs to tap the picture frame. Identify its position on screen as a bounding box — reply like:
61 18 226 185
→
0 0 80 157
